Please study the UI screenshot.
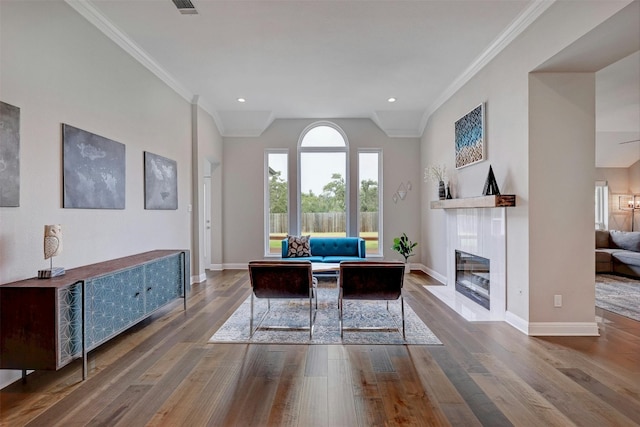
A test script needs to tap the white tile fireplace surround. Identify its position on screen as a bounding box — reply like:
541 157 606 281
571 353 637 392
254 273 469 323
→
427 208 507 322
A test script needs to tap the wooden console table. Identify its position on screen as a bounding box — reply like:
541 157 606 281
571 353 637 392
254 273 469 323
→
0 250 190 381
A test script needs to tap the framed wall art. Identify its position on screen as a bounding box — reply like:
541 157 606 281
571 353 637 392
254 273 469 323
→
144 151 177 210
455 103 485 169
0 101 21 207
63 124 126 209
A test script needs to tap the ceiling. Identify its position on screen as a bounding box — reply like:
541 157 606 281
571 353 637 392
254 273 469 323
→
596 51 640 168
66 0 638 167
69 0 541 137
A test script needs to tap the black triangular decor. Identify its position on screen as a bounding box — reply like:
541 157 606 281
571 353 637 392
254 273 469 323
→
482 165 501 196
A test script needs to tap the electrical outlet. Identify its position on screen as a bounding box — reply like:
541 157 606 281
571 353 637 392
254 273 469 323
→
554 294 562 307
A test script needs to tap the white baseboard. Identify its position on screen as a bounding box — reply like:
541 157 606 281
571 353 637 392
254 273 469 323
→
0 370 26 390
207 264 224 271
417 264 447 284
505 311 529 334
527 321 600 336
191 273 206 284
223 263 248 270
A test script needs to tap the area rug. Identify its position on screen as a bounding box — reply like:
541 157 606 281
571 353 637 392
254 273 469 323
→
595 274 640 322
209 287 442 345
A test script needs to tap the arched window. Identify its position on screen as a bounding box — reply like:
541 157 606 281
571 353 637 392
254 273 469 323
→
298 122 349 237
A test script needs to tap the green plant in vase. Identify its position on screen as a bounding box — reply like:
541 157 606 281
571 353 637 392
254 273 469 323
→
391 233 418 273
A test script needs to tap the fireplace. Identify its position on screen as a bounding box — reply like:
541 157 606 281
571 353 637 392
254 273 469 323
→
455 250 490 309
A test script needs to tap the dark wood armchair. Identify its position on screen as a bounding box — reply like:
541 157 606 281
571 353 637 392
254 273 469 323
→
338 261 406 339
248 260 317 338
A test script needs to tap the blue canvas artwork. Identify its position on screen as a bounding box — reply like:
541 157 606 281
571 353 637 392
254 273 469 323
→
63 124 126 209
144 151 177 210
455 103 485 169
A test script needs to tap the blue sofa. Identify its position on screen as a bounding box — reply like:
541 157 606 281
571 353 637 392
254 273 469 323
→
281 237 366 263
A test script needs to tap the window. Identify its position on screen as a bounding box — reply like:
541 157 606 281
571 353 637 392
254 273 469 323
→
595 180 608 230
358 150 382 255
265 150 288 255
298 123 348 237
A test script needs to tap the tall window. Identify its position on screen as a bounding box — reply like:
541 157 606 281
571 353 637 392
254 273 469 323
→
595 180 608 230
298 123 348 237
358 150 382 255
265 150 288 255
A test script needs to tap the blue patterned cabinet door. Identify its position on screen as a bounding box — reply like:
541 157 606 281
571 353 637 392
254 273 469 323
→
57 283 82 366
144 254 183 313
85 266 145 349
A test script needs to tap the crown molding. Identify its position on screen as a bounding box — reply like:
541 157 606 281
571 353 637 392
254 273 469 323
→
65 1 193 102
370 112 422 138
65 1 229 134
66 0 555 140
418 0 556 135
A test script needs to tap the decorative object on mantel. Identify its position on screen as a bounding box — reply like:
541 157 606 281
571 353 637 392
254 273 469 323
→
424 164 447 200
430 194 516 210
391 232 418 273
455 103 485 169
446 184 452 199
482 165 500 196
0 101 20 207
38 224 65 278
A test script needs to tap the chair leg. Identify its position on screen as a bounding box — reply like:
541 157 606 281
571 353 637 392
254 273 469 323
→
250 292 254 338
313 277 318 309
401 294 405 340
309 289 313 339
339 290 343 338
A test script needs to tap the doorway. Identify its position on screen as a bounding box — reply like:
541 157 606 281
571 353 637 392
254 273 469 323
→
203 175 212 267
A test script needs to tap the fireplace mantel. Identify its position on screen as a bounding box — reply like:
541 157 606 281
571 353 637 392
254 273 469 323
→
430 195 516 210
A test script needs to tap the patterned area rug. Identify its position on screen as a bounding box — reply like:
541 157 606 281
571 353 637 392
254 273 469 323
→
595 274 640 322
209 287 442 345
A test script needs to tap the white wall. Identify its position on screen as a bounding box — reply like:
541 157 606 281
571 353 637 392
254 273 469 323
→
222 118 421 265
0 1 196 387
529 73 596 328
420 0 632 330
630 160 640 193
595 167 629 194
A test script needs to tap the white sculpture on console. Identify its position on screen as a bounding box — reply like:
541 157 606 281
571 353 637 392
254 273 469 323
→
39 224 65 278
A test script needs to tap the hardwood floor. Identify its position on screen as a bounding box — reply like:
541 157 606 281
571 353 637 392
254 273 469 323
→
1 270 639 426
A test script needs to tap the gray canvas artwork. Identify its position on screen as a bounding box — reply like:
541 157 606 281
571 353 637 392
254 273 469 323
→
0 101 20 207
63 124 126 209
144 151 177 210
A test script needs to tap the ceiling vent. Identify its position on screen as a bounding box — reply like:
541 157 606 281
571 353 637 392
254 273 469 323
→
172 0 198 15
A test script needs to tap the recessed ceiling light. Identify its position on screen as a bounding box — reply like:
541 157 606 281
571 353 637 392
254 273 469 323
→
237 98 246 103
388 97 397 103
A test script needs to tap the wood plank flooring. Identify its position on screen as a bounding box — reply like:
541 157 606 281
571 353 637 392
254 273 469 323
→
1 270 639 426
